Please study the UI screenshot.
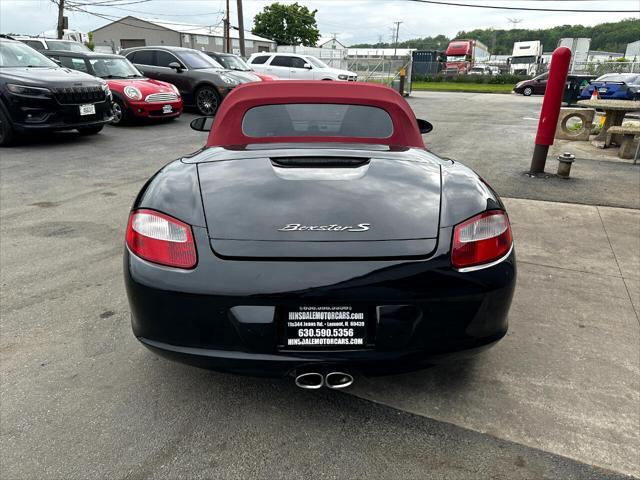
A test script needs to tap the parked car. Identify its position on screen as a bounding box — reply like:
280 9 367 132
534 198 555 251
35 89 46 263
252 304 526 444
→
0 38 112 146
579 73 640 101
248 52 357 81
205 51 277 81
43 50 182 125
124 81 516 385
121 46 259 115
468 65 493 76
13 36 90 52
514 73 596 98
513 72 548 96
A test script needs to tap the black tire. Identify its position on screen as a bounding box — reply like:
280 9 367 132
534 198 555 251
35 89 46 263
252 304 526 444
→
522 87 533 96
110 99 127 126
0 108 16 147
77 125 104 135
195 85 221 116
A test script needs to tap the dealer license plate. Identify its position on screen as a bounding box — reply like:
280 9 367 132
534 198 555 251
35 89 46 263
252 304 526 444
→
79 104 96 116
162 104 173 114
282 305 368 349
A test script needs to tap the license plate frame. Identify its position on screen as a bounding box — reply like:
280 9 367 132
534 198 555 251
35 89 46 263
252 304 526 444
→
79 104 96 116
280 305 369 350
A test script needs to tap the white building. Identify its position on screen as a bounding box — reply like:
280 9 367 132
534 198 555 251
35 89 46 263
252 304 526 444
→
586 50 624 62
346 48 415 59
318 37 346 50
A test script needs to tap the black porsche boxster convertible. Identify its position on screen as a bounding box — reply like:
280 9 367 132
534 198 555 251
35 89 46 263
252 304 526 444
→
124 81 516 389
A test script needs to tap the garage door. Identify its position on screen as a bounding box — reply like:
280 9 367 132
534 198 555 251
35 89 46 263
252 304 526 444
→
121 39 146 49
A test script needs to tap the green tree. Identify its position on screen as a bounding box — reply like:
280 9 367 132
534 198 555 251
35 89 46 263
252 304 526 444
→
85 31 95 52
252 2 320 46
350 18 639 55
456 18 639 55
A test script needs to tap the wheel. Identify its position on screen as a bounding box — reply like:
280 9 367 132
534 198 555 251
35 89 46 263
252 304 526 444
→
110 99 127 126
77 125 104 135
195 86 221 116
522 87 533 96
0 108 16 147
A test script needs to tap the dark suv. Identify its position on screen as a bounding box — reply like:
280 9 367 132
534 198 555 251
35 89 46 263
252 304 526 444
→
120 46 258 115
0 38 113 146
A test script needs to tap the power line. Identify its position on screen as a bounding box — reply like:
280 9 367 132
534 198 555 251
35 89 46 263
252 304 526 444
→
64 3 224 33
74 4 224 17
406 0 640 13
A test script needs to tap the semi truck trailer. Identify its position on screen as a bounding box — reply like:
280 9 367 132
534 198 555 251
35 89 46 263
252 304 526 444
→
444 39 490 75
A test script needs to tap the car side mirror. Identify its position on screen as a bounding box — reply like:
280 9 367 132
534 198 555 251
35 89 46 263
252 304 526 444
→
190 116 214 132
416 119 433 134
168 61 184 71
303 63 312 69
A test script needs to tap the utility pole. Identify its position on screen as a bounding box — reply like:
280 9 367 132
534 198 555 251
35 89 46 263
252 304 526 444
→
236 0 245 56
393 21 402 58
224 0 230 53
507 17 523 29
56 0 65 40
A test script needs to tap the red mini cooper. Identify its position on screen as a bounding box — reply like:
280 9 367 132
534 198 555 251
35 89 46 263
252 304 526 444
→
44 51 183 124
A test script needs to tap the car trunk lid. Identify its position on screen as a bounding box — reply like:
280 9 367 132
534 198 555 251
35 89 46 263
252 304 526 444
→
198 156 441 259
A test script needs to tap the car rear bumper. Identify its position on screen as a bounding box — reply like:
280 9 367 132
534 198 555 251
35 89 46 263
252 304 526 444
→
137 333 506 377
124 227 517 377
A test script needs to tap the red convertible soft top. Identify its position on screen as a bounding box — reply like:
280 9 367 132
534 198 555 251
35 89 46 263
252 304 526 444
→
206 81 425 148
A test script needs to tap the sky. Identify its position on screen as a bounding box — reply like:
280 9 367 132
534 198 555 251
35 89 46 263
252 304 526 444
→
0 0 638 45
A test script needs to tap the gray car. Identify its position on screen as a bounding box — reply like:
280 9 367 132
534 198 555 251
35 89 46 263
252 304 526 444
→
120 46 260 115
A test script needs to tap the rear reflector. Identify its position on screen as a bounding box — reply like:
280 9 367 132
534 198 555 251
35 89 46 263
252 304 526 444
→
451 210 512 270
126 209 197 269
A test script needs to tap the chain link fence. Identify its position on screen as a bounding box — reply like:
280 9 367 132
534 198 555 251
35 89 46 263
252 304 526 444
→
276 45 349 70
275 45 414 91
407 61 639 79
346 56 413 94
567 61 640 75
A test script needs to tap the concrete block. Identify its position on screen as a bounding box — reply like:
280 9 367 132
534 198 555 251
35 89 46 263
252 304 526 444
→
555 107 595 141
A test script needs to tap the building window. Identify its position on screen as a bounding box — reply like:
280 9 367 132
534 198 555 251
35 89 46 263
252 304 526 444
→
214 37 223 46
196 35 209 45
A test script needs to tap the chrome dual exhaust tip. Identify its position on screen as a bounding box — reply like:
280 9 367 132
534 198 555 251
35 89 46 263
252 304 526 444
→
294 371 354 390
325 372 354 389
294 372 324 390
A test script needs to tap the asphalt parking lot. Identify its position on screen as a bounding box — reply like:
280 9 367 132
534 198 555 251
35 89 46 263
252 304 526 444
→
1 92 638 479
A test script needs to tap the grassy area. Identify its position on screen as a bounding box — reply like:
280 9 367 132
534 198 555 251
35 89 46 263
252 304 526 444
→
412 82 515 93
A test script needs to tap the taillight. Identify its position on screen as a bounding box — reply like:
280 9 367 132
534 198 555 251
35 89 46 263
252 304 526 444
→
126 209 197 269
451 210 513 270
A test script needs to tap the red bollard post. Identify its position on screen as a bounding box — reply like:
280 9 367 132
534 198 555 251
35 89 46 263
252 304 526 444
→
529 47 572 174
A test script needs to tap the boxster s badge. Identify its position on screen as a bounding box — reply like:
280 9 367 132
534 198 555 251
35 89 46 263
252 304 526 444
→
124 81 516 389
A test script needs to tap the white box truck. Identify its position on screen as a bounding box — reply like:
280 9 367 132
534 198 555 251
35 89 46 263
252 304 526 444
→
509 41 543 76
